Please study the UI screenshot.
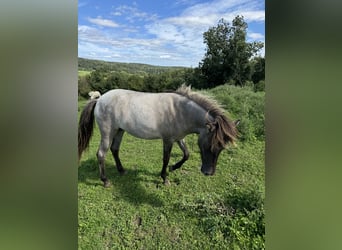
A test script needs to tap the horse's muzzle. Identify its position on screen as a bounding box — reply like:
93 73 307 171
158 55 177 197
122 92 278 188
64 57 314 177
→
201 166 215 176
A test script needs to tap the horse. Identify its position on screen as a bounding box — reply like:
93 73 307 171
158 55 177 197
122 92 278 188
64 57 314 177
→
88 90 101 99
78 85 239 187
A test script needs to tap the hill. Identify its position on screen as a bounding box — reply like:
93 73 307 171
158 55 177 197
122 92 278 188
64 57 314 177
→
78 58 187 76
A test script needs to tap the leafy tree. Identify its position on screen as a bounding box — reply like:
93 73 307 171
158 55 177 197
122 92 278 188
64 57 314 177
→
88 69 106 93
105 72 122 90
126 75 144 90
199 16 263 87
251 57 265 84
143 74 160 92
183 68 206 89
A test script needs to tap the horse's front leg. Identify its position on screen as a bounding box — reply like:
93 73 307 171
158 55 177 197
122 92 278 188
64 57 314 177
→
161 140 173 185
169 139 189 172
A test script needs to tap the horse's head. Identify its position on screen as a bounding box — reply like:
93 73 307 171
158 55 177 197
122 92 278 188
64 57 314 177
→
198 118 240 176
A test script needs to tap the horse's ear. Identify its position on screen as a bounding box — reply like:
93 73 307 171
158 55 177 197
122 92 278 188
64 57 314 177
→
234 119 241 126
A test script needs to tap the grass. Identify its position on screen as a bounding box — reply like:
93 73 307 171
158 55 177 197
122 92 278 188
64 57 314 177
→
78 70 91 77
78 86 265 249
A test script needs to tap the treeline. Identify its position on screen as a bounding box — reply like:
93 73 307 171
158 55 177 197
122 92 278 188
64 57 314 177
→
78 58 264 97
78 58 185 76
78 16 265 98
78 68 191 96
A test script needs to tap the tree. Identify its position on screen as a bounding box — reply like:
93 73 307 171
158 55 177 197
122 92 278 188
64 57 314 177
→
184 68 206 89
251 56 265 84
88 69 106 93
199 16 263 87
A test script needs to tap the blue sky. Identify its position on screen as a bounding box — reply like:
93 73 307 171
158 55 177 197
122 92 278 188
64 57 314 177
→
78 0 265 67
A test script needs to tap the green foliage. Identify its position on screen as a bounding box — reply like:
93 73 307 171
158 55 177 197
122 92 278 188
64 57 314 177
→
78 85 264 249
78 57 185 75
199 16 264 88
207 84 265 141
78 58 190 97
78 65 191 94
78 75 91 98
143 69 188 92
254 80 265 92
88 69 106 93
251 57 265 84
183 68 206 89
78 70 91 77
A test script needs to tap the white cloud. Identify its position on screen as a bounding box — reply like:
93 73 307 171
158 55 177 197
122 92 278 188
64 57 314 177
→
78 25 99 34
238 10 265 22
112 12 122 16
248 32 264 40
78 25 111 45
165 15 218 27
113 5 158 22
88 17 119 28
166 0 264 29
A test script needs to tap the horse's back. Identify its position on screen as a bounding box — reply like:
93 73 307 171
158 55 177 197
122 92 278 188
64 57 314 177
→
94 89 189 140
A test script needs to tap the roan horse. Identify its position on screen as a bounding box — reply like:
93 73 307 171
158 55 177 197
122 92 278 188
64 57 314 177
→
78 85 239 187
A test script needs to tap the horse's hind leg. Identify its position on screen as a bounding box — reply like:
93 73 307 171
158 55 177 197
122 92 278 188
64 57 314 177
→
110 129 127 175
170 139 189 172
97 135 112 188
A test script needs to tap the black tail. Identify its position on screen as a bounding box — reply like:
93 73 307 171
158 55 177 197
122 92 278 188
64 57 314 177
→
78 99 97 160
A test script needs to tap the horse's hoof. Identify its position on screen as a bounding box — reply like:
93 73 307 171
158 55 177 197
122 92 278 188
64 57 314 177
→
103 181 111 188
163 179 171 186
119 169 127 175
169 165 174 172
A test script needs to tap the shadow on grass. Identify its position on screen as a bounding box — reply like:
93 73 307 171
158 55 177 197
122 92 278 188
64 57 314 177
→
78 158 164 207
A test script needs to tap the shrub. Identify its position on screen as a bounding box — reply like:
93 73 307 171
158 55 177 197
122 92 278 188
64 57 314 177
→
207 84 265 141
254 80 265 92
78 75 91 98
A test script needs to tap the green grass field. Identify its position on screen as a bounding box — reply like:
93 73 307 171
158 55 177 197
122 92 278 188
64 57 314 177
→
78 70 91 77
78 86 265 249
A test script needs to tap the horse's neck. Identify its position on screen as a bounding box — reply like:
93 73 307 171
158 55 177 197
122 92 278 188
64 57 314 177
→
185 100 211 133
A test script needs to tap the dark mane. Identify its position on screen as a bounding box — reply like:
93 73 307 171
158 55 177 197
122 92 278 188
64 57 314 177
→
175 85 238 149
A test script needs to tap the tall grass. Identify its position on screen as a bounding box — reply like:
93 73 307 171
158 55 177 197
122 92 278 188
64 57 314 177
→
203 85 265 141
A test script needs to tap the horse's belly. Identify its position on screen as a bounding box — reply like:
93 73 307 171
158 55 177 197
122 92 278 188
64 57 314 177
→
119 116 162 140
126 129 161 140
123 122 161 139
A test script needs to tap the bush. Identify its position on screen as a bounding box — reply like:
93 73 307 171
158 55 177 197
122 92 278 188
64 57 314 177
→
254 80 265 92
78 75 91 98
207 85 265 141
225 186 265 250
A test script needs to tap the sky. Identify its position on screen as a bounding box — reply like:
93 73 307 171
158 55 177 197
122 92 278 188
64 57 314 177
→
78 0 265 67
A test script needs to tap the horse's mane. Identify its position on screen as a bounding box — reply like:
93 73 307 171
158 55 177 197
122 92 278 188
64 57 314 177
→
175 85 238 150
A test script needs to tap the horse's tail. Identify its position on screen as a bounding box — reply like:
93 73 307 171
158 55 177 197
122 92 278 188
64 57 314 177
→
78 99 97 161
